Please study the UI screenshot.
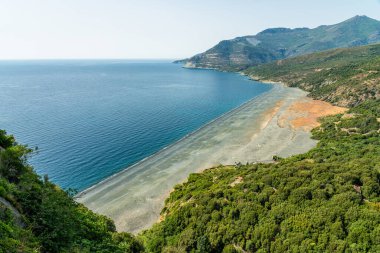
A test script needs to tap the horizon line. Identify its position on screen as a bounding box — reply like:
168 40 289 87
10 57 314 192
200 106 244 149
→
0 58 180 61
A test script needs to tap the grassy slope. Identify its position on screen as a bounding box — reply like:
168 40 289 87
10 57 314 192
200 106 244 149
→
245 43 380 107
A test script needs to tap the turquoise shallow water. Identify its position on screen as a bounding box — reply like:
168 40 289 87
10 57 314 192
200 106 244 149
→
0 60 272 190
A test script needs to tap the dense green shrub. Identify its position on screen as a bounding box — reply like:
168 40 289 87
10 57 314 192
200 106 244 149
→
0 131 143 252
246 43 380 107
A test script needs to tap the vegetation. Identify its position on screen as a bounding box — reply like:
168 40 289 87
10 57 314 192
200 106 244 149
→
142 42 380 252
140 100 380 253
180 16 380 71
0 129 143 253
246 43 380 107
2 48 380 252
2 25 380 252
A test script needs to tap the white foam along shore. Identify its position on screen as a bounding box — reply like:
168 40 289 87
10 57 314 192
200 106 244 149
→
76 84 318 234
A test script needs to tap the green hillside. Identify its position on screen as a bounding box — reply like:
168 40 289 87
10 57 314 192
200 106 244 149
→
245 43 380 107
0 130 143 252
179 16 380 71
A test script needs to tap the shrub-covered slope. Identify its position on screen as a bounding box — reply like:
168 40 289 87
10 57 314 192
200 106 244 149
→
0 130 143 253
246 43 380 107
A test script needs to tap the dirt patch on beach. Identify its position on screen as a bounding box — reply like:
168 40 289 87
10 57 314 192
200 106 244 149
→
280 98 348 131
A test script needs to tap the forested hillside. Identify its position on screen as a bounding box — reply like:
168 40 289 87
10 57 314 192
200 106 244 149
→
246 43 380 107
0 130 143 252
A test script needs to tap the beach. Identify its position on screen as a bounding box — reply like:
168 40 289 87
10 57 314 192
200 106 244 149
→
76 84 346 234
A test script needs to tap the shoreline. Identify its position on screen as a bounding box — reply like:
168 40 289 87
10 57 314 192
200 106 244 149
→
75 82 346 234
76 84 274 198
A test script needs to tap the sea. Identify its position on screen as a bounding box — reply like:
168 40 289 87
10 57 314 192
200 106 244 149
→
0 60 272 191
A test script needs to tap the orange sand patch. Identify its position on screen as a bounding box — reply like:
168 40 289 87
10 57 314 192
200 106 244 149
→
282 98 348 131
250 100 284 141
261 101 284 127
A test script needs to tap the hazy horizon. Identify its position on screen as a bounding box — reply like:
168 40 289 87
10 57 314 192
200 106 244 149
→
1 0 380 60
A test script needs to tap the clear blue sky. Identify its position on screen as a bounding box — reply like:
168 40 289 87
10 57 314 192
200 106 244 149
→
0 0 379 59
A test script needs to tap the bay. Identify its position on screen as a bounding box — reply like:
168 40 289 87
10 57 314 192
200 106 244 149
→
0 60 272 190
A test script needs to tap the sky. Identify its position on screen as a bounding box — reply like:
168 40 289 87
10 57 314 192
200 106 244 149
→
0 0 379 60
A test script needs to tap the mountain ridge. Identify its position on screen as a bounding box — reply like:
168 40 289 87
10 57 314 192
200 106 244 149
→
245 43 380 107
178 15 380 71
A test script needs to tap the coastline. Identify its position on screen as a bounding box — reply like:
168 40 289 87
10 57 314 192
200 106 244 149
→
75 84 274 198
76 81 346 234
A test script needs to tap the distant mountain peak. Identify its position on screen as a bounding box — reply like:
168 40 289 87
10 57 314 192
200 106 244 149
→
257 27 292 35
352 15 371 19
343 15 379 24
353 15 369 19
180 16 380 71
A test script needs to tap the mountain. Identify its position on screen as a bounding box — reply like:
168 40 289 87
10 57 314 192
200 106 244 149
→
245 43 380 107
179 16 380 71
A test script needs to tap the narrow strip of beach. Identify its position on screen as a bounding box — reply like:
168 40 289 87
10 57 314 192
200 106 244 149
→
76 84 346 234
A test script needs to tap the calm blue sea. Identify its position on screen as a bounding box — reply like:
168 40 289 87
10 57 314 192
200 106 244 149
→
0 60 272 190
